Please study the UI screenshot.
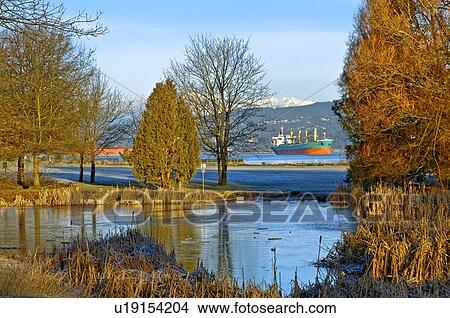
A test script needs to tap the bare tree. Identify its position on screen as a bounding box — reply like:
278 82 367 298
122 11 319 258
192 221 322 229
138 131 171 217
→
122 100 144 142
0 0 106 36
77 70 131 183
166 35 270 185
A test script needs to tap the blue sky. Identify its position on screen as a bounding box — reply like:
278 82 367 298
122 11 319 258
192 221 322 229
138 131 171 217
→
64 0 362 101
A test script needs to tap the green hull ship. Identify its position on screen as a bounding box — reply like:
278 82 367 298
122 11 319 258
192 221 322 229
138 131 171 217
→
271 128 333 155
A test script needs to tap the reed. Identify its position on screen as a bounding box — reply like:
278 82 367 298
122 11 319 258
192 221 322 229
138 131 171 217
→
306 272 450 297
0 186 224 207
1 229 278 298
331 186 449 284
0 254 73 297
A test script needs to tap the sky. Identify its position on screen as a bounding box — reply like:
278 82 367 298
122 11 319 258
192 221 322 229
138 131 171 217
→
64 0 362 102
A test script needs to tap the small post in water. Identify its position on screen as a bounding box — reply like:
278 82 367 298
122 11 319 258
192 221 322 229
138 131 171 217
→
315 235 323 286
201 162 206 193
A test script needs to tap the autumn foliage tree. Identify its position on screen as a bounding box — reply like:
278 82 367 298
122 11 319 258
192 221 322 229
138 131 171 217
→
335 0 449 187
130 80 200 189
0 28 92 186
0 0 105 187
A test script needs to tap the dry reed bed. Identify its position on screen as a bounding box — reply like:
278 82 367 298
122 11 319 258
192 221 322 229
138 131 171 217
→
0 254 71 297
304 272 450 297
329 186 449 287
1 229 278 298
0 186 223 207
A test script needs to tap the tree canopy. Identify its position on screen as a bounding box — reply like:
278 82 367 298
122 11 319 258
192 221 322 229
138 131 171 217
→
0 27 93 186
335 0 449 187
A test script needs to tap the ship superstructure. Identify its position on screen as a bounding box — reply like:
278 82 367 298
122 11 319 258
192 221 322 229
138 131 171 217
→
271 128 333 155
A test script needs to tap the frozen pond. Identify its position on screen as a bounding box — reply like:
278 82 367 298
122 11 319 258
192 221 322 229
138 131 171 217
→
0 200 356 291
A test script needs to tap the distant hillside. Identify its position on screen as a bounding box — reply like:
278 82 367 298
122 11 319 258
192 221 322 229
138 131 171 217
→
248 101 349 152
119 101 349 152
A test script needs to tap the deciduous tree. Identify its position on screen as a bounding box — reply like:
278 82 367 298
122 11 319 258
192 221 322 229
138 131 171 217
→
335 0 449 187
76 70 131 183
166 35 270 185
0 28 93 186
0 0 106 36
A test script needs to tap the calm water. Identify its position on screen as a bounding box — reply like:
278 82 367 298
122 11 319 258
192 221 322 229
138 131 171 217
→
14 157 352 291
210 152 346 164
98 152 346 165
0 201 356 291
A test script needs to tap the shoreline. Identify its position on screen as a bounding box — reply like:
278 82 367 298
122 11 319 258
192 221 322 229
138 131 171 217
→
0 184 338 208
46 161 349 170
0 163 348 207
0 185 448 297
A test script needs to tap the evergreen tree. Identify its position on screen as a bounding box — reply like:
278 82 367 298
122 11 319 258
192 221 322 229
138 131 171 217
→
131 80 200 189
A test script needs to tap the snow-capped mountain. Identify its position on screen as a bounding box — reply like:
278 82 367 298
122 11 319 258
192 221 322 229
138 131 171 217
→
280 97 315 107
258 96 315 108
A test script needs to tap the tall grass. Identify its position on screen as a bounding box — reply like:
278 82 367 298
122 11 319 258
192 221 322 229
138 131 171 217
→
0 254 73 297
0 229 278 298
0 186 224 207
330 186 449 284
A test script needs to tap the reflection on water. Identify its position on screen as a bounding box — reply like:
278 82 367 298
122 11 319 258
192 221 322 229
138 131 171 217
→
0 201 356 291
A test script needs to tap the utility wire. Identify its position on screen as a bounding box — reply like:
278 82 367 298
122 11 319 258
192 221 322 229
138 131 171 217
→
270 79 337 122
101 71 146 102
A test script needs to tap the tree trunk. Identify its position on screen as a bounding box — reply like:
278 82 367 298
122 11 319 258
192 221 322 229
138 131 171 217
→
217 156 222 185
219 158 228 186
90 159 95 183
17 155 25 185
79 152 84 182
219 150 228 186
33 154 40 187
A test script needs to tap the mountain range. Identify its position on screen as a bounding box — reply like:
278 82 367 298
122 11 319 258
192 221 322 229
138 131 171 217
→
258 96 315 108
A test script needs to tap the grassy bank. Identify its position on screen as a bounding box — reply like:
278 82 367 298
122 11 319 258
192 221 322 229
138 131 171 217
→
0 177 334 207
0 180 225 208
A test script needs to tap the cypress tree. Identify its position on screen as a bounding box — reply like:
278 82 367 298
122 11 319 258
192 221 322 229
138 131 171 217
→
131 80 200 189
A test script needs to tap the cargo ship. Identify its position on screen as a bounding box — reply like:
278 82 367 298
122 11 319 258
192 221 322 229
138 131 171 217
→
271 127 333 155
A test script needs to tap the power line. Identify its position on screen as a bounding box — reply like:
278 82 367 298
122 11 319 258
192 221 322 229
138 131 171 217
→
271 79 337 122
100 70 338 123
101 71 146 102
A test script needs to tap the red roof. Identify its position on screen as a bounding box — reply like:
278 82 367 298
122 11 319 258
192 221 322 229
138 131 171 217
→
99 147 132 155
